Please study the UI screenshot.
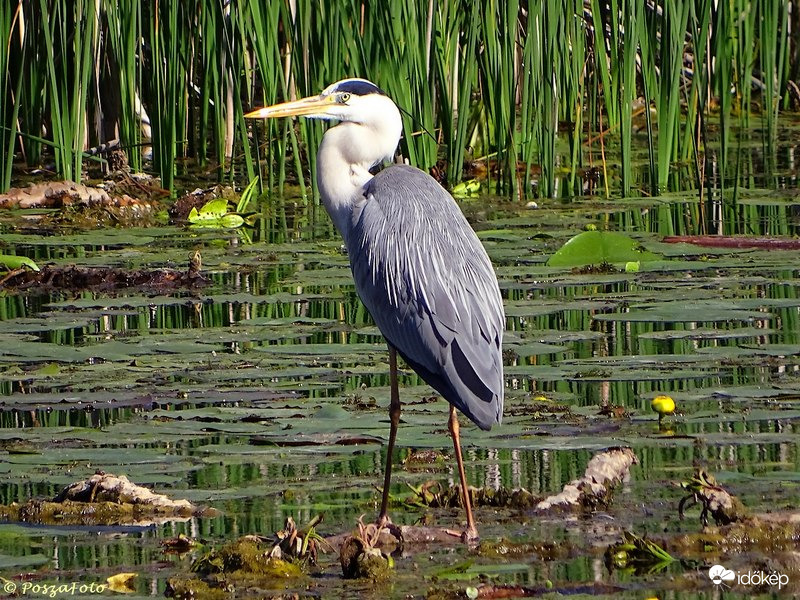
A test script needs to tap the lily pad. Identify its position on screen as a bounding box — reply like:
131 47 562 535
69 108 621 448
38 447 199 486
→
546 231 660 267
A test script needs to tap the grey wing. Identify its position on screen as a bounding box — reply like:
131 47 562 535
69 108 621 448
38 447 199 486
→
347 164 504 430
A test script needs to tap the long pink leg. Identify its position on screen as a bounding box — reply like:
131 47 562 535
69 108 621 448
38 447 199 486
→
449 405 478 541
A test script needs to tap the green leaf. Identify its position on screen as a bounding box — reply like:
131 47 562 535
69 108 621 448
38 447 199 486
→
546 231 660 267
452 179 480 198
219 214 245 228
237 176 260 213
199 198 230 218
189 199 231 224
34 363 60 376
0 254 40 272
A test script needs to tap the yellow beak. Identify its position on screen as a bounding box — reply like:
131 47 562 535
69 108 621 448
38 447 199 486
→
244 94 336 119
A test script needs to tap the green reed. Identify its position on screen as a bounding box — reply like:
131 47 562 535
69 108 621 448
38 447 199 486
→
520 1 563 199
0 1 21 191
241 0 286 194
615 0 641 196
432 0 480 187
143 0 190 195
15 5 45 168
1 0 795 201
759 0 790 180
196 0 227 171
38 0 98 183
362 1 439 170
105 0 142 173
477 0 520 196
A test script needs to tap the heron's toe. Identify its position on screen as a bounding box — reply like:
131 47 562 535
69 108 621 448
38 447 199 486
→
461 526 479 543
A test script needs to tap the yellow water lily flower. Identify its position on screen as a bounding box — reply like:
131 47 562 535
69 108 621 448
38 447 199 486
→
651 395 676 421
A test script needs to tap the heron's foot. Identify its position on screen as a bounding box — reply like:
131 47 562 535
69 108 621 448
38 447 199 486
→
461 525 479 543
444 526 480 543
376 513 392 530
374 514 404 554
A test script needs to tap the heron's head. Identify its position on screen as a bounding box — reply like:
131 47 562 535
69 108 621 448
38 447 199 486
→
246 78 399 126
247 78 403 168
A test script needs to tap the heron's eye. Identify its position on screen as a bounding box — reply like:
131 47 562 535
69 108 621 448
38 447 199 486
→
338 92 351 104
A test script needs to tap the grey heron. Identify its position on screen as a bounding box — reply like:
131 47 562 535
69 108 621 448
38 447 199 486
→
246 78 504 541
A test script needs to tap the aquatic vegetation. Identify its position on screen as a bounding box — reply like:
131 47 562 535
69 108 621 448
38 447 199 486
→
187 198 246 230
271 515 328 565
339 516 397 580
104 573 138 594
0 254 39 272
604 531 675 575
406 481 540 510
546 231 661 268
192 537 304 578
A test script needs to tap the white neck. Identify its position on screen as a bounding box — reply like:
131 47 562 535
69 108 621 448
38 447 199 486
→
315 96 402 244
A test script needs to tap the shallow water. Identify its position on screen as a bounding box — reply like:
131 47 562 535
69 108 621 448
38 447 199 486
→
0 180 799 598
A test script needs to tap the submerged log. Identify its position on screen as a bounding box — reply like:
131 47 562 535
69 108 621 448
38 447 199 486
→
0 472 209 526
535 447 637 512
55 472 193 509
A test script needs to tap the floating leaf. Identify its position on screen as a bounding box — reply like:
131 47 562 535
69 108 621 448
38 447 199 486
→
547 231 660 267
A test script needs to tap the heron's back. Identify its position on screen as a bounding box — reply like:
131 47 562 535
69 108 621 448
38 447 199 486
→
347 164 504 430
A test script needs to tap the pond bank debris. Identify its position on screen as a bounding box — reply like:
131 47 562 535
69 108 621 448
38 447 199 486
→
0 180 163 229
426 581 626 599
662 234 800 250
0 180 161 209
0 472 206 526
0 262 208 293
